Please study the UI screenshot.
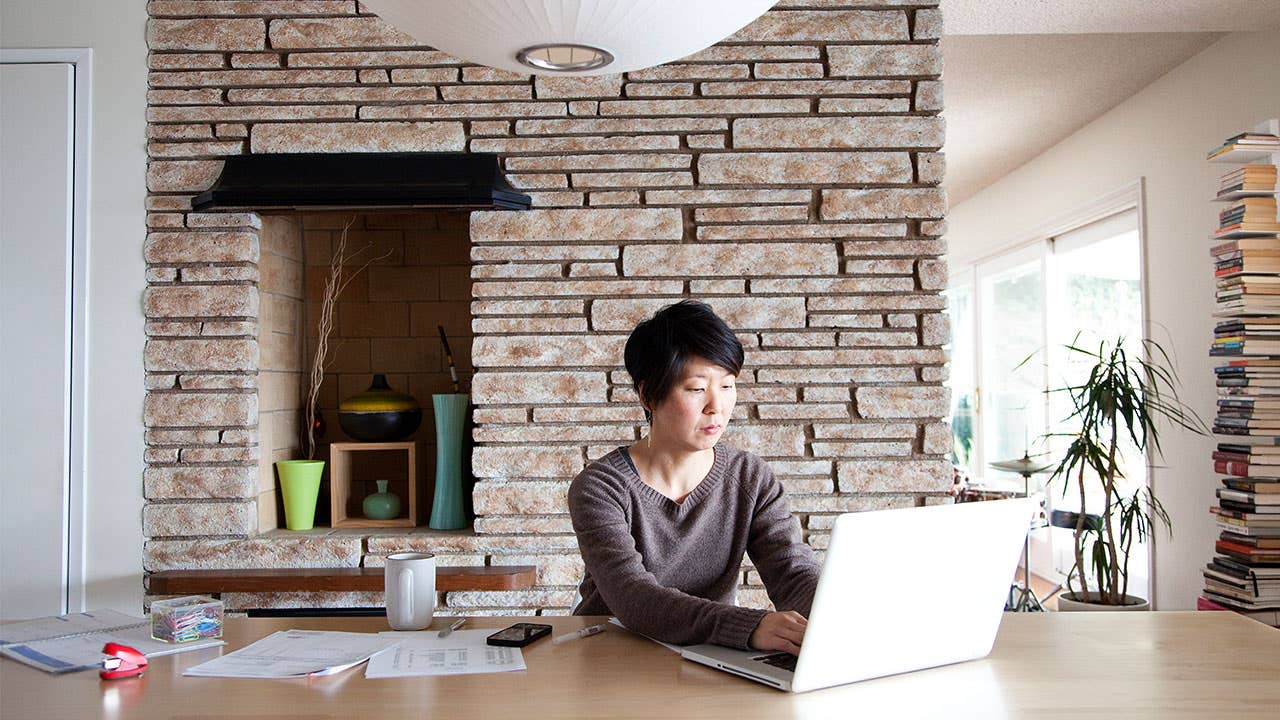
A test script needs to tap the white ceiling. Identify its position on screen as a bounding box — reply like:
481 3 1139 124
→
942 0 1280 35
939 0 1280 205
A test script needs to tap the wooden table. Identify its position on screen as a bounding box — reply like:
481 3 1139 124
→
2 612 1277 719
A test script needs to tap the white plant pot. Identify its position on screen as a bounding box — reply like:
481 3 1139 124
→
1056 591 1149 612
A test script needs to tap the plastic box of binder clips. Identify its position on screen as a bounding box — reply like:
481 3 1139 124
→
151 595 224 643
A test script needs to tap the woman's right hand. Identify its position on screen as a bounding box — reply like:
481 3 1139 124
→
749 610 807 654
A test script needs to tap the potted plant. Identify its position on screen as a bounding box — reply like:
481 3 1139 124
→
1044 337 1206 610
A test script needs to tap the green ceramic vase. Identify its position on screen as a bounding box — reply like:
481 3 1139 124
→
362 479 401 520
276 460 325 531
429 393 469 530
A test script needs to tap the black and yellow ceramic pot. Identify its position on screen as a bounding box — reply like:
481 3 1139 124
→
338 374 423 441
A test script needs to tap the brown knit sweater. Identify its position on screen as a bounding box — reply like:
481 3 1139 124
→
567 444 821 649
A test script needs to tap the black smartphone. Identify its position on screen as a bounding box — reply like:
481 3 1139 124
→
485 622 552 647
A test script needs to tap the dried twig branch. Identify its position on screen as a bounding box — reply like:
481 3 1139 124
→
303 215 392 459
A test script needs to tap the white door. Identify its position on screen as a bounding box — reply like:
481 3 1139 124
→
0 62 77 620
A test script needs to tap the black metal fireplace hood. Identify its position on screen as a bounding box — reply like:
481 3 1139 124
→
191 152 531 211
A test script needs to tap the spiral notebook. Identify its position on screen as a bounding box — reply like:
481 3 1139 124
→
0 609 224 673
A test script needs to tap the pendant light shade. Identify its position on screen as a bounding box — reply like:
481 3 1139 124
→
360 0 780 75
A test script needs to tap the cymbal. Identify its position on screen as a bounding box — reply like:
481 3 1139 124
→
988 455 1053 475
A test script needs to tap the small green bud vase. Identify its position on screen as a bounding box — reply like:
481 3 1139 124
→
362 479 401 520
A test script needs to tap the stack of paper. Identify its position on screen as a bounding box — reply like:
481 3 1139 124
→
183 630 402 678
365 629 526 678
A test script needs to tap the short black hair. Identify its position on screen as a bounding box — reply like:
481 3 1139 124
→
624 300 744 419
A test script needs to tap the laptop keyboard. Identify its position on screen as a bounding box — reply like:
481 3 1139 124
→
755 652 798 672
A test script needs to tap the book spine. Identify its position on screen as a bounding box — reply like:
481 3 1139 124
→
1216 459 1261 476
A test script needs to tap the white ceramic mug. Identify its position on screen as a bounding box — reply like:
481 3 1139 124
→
384 551 436 631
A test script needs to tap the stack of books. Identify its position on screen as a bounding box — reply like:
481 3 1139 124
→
1216 196 1280 236
1208 132 1280 161
1217 163 1279 199
1214 393 1280 434
1204 124 1280 626
1214 357 1280 392
1212 283 1280 321
1196 594 1279 627
1211 239 1280 319
1203 470 1280 621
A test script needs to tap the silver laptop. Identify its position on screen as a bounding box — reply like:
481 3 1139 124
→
681 498 1037 692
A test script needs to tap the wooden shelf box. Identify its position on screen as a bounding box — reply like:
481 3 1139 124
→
329 441 417 528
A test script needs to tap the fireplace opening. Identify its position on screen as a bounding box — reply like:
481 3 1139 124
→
256 210 474 532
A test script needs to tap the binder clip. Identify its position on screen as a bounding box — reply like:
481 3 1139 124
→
100 642 147 680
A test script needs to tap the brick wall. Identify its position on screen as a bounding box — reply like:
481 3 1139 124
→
143 0 950 614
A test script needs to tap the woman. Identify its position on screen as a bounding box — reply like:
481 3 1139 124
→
568 300 821 654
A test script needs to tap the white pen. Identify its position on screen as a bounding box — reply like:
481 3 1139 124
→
438 618 466 638
552 623 607 645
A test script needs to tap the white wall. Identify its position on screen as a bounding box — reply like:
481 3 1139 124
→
947 30 1280 609
2 1 147 612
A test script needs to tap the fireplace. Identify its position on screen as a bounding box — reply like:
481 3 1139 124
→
254 208 476 533
143 2 950 613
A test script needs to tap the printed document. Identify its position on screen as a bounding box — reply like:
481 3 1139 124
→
183 629 402 678
365 629 526 678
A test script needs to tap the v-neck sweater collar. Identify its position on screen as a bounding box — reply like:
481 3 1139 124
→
607 445 727 513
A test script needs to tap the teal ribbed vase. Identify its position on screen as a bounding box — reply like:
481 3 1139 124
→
429 393 470 530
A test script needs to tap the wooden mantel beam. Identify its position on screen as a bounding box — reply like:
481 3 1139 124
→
147 566 537 595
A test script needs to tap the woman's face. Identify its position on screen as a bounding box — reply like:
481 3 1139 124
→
645 356 737 454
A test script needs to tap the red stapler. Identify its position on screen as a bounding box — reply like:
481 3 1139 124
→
100 642 148 680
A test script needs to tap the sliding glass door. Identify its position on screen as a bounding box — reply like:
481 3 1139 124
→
978 244 1046 487
1043 209 1145 581
948 208 1145 587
